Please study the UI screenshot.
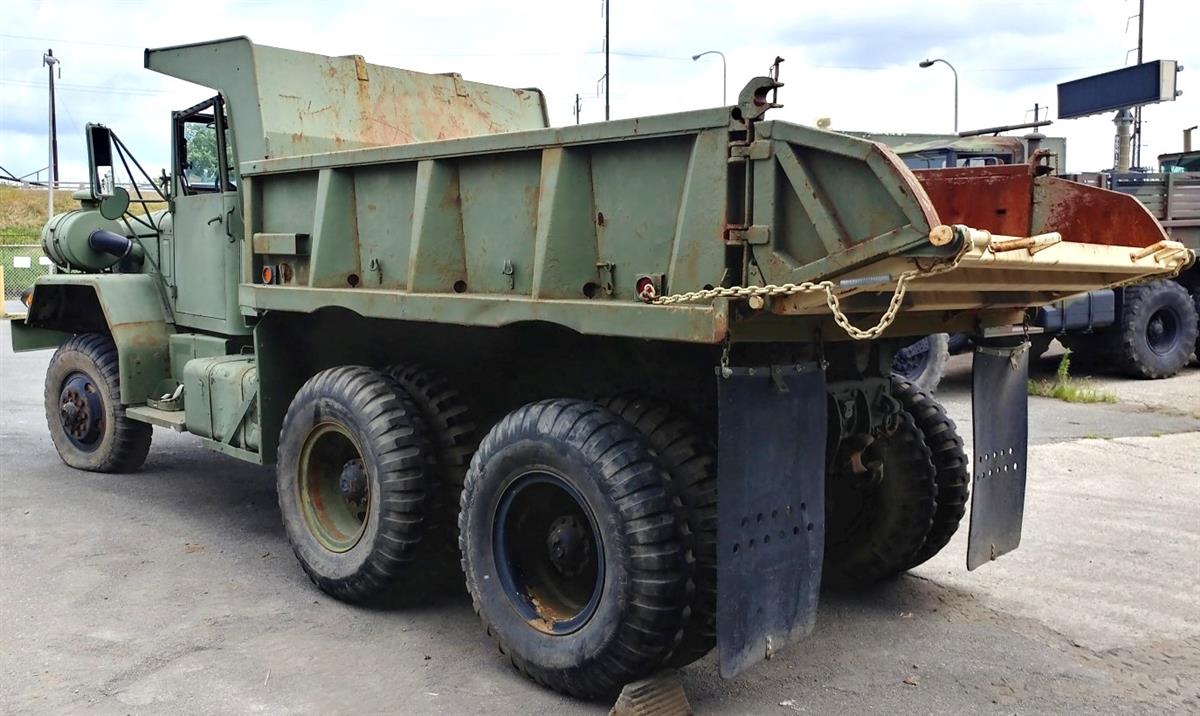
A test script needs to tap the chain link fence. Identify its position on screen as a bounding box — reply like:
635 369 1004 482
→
0 244 53 300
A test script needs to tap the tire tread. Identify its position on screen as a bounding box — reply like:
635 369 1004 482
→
459 398 689 698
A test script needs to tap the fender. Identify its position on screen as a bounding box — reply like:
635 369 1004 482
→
13 273 173 406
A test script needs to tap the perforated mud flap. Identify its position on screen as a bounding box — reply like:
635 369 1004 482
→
968 341 1030 571
716 364 826 679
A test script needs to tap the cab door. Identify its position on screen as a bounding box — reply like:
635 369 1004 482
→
171 96 244 332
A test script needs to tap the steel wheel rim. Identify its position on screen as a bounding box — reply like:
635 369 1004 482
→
59 371 105 451
298 422 371 553
493 471 604 635
1146 306 1180 356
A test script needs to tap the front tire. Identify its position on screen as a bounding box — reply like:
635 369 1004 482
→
44 333 151 473
459 399 690 699
276 366 433 604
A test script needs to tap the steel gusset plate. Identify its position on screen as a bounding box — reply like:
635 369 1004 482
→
968 341 1030 571
716 364 826 679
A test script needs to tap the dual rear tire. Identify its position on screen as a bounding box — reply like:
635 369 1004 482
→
276 366 434 602
823 378 969 587
458 399 692 698
277 374 699 698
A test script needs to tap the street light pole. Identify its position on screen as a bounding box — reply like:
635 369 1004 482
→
692 50 727 105
919 57 958 133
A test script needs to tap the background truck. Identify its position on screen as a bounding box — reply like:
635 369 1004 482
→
11 37 1191 699
1040 157 1199 377
885 133 1198 385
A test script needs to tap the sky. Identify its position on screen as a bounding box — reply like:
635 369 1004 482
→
1 0 1197 183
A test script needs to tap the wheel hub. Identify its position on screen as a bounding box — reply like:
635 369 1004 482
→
297 423 371 553
1145 307 1180 355
337 459 368 502
546 515 591 577
58 372 104 451
493 472 604 635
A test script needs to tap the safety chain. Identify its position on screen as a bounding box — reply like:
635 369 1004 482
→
638 236 973 341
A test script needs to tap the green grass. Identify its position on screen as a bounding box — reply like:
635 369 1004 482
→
1028 351 1117 404
1 186 165 245
0 186 77 244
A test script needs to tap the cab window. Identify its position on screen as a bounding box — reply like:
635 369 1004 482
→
182 120 219 188
174 96 235 195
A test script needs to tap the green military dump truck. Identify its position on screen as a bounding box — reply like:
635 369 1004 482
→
12 38 1193 698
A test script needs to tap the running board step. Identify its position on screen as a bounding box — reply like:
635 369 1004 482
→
126 405 187 431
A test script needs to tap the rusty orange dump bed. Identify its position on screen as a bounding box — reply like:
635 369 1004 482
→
914 163 1168 249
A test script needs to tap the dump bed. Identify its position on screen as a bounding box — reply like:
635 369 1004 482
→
235 117 1189 344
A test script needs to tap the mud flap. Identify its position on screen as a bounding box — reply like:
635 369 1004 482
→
968 340 1030 570
716 364 826 679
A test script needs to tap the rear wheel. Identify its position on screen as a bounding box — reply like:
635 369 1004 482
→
824 410 936 588
384 364 476 555
598 393 717 668
276 366 433 604
893 378 970 569
459 399 690 699
44 333 151 473
1112 280 1198 379
891 333 950 393
1191 286 1200 358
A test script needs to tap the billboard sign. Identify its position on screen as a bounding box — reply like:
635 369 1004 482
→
1057 60 1179 119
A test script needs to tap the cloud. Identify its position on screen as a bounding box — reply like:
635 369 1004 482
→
1 0 1196 181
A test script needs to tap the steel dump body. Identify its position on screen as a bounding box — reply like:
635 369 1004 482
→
236 114 948 343
146 37 550 160
234 120 1186 344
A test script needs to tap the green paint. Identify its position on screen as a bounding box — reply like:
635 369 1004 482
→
27 274 173 405
9 320 71 352
19 37 1117 469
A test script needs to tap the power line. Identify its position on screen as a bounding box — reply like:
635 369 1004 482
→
0 78 165 96
1 33 140 48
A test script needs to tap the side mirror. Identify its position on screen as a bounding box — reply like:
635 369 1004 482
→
86 124 115 199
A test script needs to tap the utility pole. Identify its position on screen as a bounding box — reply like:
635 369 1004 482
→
43 48 61 219
603 0 610 120
574 93 582 125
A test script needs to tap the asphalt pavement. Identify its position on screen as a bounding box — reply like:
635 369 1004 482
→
2 322 1197 715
